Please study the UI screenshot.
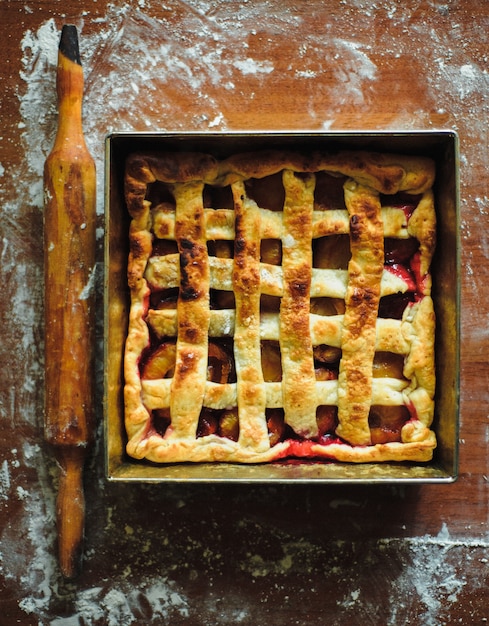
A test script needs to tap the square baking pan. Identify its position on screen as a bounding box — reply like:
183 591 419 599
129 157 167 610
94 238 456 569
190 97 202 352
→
104 130 459 483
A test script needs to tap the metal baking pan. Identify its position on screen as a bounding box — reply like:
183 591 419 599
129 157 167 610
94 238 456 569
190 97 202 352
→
104 130 460 483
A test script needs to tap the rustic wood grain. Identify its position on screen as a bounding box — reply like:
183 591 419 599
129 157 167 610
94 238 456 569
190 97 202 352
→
1 0 488 623
43 24 96 579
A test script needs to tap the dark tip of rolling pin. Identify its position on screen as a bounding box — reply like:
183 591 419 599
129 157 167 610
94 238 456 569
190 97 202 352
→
59 24 81 66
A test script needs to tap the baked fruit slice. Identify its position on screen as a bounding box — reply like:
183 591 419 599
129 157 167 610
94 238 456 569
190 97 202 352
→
123 148 436 463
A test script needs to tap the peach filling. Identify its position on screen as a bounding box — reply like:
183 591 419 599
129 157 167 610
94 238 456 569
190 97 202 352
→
140 340 238 439
142 187 422 448
197 340 238 439
369 351 409 443
262 341 340 445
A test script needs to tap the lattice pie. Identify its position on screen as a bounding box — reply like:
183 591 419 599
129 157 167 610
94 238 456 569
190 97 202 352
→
123 149 436 464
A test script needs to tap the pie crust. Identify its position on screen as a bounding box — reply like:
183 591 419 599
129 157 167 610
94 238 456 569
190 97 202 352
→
123 149 437 464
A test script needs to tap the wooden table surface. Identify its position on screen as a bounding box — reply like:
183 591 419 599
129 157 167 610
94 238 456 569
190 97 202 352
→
1 1 488 624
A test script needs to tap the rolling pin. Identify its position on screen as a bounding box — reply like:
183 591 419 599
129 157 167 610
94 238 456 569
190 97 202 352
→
43 24 96 579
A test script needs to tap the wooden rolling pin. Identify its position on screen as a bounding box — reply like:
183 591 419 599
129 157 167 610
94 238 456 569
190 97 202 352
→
43 24 96 579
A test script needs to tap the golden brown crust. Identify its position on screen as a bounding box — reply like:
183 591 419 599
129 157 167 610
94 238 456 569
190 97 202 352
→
336 181 384 446
123 148 437 464
125 149 435 204
231 183 269 451
279 171 317 437
168 182 210 438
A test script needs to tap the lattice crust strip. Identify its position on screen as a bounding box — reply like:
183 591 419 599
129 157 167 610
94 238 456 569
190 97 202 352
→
123 150 437 464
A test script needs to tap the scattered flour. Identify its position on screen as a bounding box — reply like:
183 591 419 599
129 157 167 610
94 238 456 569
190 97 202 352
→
8 443 58 616
4 0 489 623
0 460 11 501
386 524 467 625
234 57 274 75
